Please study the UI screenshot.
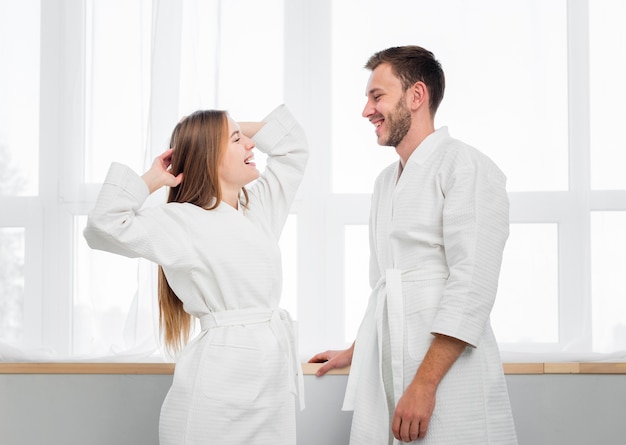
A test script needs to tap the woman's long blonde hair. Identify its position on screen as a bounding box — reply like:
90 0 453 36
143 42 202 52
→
157 110 249 354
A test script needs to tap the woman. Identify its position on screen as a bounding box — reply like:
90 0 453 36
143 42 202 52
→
84 105 308 444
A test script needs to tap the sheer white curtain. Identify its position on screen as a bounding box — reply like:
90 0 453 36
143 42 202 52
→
72 0 286 361
0 0 215 361
77 0 211 361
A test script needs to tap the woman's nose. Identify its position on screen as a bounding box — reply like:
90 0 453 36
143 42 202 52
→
245 136 255 149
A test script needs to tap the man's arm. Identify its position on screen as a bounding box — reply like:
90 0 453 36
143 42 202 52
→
392 333 467 442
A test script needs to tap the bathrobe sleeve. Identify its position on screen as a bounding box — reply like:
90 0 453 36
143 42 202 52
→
83 163 193 269
430 151 510 348
245 105 309 238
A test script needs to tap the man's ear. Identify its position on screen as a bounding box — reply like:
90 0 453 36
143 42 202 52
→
409 81 429 111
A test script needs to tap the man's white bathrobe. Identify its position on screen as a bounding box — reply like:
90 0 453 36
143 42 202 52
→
84 105 308 445
344 127 518 444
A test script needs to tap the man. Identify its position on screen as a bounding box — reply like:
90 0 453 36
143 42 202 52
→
309 46 518 444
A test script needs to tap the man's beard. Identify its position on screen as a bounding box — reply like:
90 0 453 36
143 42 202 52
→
382 96 411 147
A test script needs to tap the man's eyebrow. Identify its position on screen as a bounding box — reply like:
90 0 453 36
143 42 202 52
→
367 87 384 96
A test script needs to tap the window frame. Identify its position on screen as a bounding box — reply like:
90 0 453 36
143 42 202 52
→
3 0 626 359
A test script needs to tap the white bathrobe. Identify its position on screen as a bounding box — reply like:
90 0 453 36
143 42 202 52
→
344 127 518 444
84 105 308 445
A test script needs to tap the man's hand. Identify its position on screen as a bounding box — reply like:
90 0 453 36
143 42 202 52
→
392 379 436 442
308 343 354 376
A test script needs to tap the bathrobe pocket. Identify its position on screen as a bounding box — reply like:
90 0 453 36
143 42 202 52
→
202 342 263 403
404 278 445 362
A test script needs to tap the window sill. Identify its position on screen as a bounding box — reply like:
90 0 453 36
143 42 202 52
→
0 362 625 375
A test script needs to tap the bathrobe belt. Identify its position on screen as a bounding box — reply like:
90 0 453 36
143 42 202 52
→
199 308 305 410
344 268 447 413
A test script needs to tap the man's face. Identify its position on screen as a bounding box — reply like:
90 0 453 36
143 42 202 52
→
362 63 411 148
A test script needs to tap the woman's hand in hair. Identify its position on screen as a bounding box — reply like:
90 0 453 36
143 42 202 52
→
141 148 184 194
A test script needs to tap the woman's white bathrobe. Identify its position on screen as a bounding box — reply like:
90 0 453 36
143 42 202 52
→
84 105 308 445
344 127 518 444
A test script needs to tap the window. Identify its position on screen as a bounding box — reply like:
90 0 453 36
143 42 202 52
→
0 228 25 344
591 211 626 353
1 0 625 361
0 0 42 354
590 0 626 190
493 224 559 344
84 0 152 184
0 1 40 197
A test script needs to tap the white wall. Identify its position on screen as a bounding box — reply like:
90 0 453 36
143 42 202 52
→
1 373 625 445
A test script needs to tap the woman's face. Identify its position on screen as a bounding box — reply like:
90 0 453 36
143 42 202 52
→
218 115 260 193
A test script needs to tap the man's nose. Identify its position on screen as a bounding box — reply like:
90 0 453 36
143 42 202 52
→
362 100 374 118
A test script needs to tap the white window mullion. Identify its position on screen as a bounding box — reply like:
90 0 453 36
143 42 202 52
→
23 202 44 350
561 0 592 351
284 0 336 357
590 191 626 211
39 0 86 355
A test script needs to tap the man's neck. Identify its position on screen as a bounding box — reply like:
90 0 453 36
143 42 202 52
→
396 124 435 167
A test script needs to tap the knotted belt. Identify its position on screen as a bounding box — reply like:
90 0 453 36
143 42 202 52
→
199 307 305 410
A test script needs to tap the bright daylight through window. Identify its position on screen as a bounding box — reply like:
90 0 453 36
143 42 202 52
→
1 0 625 362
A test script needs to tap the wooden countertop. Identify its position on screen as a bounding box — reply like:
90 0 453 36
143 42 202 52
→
1 362 625 375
